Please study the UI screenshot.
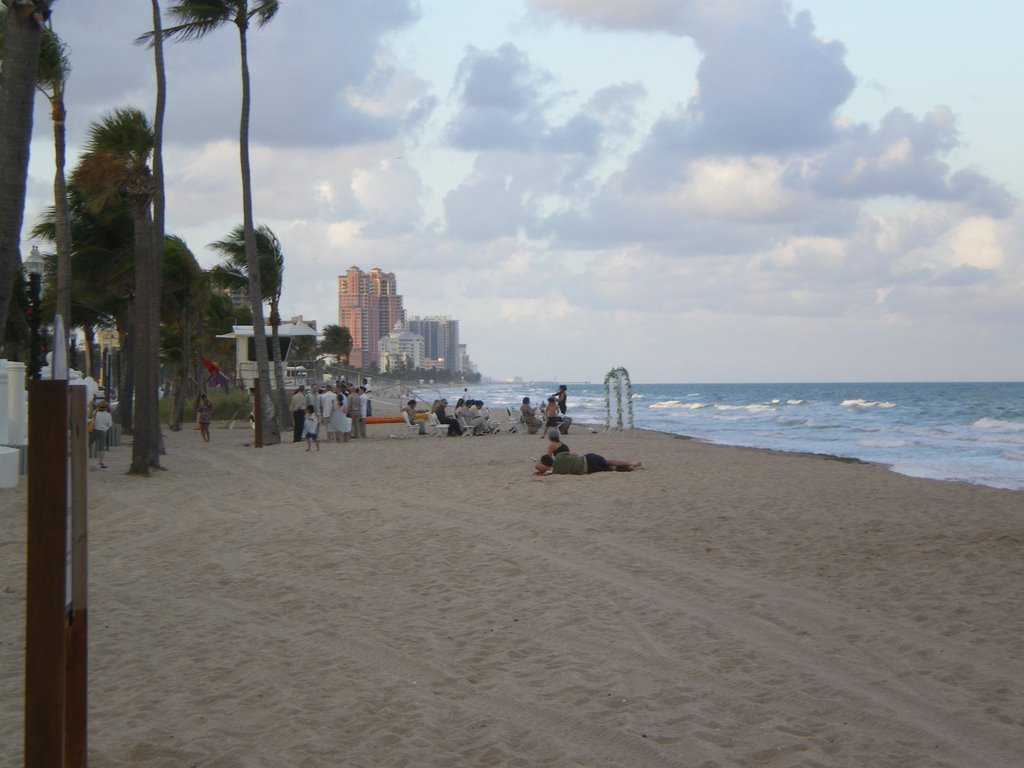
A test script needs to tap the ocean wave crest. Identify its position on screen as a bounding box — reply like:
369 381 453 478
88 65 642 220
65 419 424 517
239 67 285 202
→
650 399 705 410
841 399 897 409
974 417 1024 432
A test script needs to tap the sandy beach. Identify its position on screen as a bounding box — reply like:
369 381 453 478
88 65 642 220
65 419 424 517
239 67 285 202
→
2 419 1022 767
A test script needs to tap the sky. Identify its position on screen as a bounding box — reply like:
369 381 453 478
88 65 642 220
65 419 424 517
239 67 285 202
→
20 0 1024 383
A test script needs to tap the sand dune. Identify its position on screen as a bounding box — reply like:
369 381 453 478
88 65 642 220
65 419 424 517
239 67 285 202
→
2 421 1022 766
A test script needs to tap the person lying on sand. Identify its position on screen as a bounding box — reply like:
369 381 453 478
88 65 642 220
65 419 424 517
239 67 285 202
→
534 452 641 476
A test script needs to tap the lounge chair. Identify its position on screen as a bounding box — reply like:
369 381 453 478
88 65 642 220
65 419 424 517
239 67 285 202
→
400 411 422 438
427 412 451 437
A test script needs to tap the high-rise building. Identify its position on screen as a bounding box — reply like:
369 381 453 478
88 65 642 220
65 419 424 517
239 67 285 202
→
377 321 425 373
407 315 461 372
338 266 405 369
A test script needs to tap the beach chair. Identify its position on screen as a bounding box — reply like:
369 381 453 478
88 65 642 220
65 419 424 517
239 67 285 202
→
427 412 451 437
456 414 477 436
400 411 421 438
504 407 521 433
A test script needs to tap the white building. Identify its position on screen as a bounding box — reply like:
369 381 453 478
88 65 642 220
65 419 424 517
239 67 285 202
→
377 321 424 373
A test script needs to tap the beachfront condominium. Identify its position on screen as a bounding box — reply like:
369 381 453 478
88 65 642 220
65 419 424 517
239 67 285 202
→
338 266 406 369
407 315 461 373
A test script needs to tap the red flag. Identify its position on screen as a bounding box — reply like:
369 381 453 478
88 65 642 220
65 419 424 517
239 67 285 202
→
200 356 219 374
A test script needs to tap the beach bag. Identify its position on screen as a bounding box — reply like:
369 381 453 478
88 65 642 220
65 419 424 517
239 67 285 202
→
194 419 201 430
87 418 95 433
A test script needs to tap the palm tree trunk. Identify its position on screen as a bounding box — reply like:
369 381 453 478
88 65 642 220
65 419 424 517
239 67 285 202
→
170 301 191 430
0 7 44 332
237 20 280 445
119 316 135 433
149 0 168 454
52 92 73 334
269 305 289 427
129 204 160 474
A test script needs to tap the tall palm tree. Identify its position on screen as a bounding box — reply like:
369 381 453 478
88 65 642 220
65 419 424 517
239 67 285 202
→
1 6 71 330
160 235 208 431
0 1 51 335
37 18 71 330
153 0 282 445
209 223 288 424
147 0 167 399
73 108 162 475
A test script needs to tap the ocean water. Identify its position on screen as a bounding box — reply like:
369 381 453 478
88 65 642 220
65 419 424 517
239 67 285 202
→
424 381 1024 491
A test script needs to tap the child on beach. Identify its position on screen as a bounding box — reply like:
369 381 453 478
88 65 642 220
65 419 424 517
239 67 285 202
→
196 393 212 443
303 404 320 451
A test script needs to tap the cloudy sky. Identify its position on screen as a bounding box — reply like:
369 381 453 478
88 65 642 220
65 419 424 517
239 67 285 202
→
22 0 1024 383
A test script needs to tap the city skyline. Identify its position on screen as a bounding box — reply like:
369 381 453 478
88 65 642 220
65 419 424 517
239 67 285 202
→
19 1 1024 383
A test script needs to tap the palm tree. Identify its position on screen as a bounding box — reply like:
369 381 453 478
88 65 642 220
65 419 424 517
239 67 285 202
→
0 1 51 335
209 223 288 425
153 0 282 445
321 323 353 364
36 18 71 330
73 108 162 475
160 235 208 430
31 182 133 379
1 6 71 331
146 0 167 382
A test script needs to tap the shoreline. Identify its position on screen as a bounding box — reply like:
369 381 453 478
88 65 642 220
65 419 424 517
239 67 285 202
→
2 424 1022 765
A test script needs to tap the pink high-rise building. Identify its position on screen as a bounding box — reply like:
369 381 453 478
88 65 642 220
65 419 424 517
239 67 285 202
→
338 266 405 369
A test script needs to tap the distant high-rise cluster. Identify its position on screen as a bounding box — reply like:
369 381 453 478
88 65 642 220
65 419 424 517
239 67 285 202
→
338 266 466 373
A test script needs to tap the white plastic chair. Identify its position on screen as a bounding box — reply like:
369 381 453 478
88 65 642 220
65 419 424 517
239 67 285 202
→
427 412 451 437
400 411 422 438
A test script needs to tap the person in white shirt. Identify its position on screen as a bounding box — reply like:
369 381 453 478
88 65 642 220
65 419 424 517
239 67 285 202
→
91 400 113 468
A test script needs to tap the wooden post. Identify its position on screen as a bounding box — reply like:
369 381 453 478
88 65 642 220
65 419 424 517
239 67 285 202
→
65 385 89 767
253 377 262 448
25 379 69 767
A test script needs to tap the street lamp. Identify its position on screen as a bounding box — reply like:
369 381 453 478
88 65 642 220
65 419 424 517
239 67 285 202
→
24 245 45 381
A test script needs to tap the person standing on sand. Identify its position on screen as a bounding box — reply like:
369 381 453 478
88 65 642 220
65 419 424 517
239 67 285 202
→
318 385 337 442
331 383 350 443
348 387 366 439
196 393 213 443
544 396 560 434
91 400 113 468
554 384 568 415
290 386 307 442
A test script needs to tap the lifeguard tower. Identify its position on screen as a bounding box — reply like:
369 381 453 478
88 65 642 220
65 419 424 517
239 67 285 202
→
216 321 319 389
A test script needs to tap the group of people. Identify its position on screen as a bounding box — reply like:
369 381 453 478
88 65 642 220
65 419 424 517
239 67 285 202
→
399 396 482 437
519 384 572 436
290 382 371 450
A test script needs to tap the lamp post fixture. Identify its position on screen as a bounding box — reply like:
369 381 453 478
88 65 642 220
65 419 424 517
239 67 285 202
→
24 245 46 381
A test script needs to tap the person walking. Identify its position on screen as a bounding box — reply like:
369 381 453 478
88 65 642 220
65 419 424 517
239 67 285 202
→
91 400 113 468
196 393 213 443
